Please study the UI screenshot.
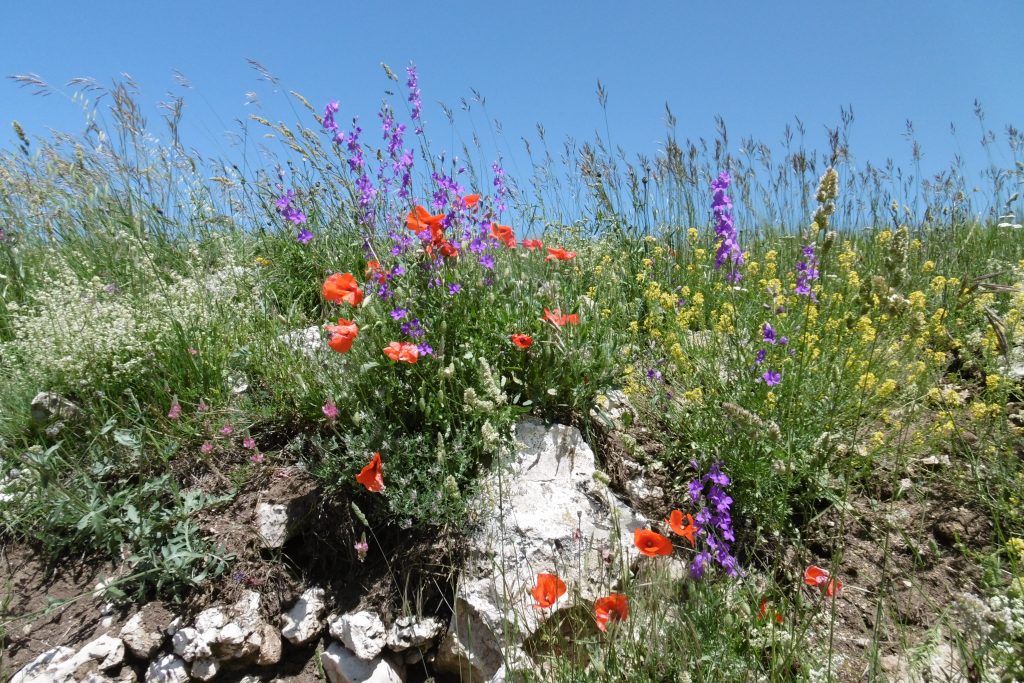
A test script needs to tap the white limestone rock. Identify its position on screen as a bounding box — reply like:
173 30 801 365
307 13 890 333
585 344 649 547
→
386 616 444 652
280 587 327 645
435 418 646 682
144 654 189 683
329 611 387 661
321 642 404 683
120 602 173 659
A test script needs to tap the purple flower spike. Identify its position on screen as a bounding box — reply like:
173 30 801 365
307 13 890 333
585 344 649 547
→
711 171 743 281
297 229 313 244
762 370 782 386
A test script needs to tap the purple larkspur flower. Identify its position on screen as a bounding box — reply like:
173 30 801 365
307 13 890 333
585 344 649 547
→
416 343 433 356
449 283 462 295
479 254 495 270
297 229 313 244
390 308 409 320
688 479 703 503
763 322 777 344
688 460 740 579
762 369 781 386
401 319 424 338
778 336 789 346
691 551 712 579
795 243 819 299
406 64 423 132
647 368 663 381
492 160 508 214
323 101 340 133
754 349 767 366
711 171 743 281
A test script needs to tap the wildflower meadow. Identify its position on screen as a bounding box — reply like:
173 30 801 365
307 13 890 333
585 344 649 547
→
0 62 1023 683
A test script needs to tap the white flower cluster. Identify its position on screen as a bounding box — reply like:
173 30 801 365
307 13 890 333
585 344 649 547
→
956 590 1024 671
2 255 255 390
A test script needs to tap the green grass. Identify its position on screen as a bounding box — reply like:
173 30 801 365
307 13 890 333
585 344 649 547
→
1 70 1023 681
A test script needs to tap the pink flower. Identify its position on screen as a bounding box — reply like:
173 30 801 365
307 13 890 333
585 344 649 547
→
219 424 234 436
167 401 181 420
188 347 199 356
354 540 369 562
249 452 264 464
322 399 339 422
243 437 256 450
200 441 214 454
197 401 209 413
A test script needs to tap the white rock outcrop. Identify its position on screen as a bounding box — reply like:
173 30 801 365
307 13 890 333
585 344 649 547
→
435 418 646 682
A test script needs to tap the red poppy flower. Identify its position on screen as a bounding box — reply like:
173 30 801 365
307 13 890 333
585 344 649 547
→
522 239 543 250
365 261 389 283
667 510 697 547
758 598 784 624
324 318 359 353
323 273 364 306
594 594 629 632
406 205 445 233
425 239 459 259
490 223 517 249
531 573 567 609
633 528 673 557
545 247 576 261
356 452 384 492
383 341 419 364
511 334 534 349
542 308 580 327
462 194 480 209
804 565 842 597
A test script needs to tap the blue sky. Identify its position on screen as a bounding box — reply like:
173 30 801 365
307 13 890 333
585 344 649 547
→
1 0 1021 195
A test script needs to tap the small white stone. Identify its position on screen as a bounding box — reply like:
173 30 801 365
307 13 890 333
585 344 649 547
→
190 658 219 682
329 611 387 661
172 627 209 662
280 587 327 645
321 642 404 683
386 616 444 652
145 654 189 683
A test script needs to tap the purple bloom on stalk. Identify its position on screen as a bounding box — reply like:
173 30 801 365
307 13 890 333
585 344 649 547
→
795 243 819 299
323 101 340 132
691 551 712 579
778 336 789 346
762 322 777 344
390 308 410 320
688 479 703 503
762 369 781 386
297 229 313 244
448 283 462 295
754 349 767 366
401 319 424 338
416 343 433 356
647 368 663 381
406 65 423 132
711 171 743 281
688 460 740 579
479 254 495 270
